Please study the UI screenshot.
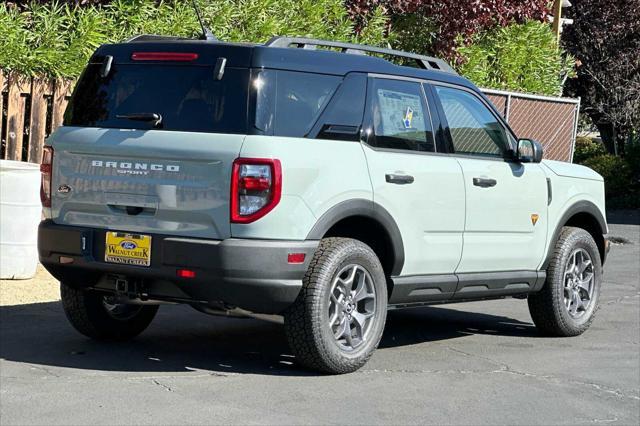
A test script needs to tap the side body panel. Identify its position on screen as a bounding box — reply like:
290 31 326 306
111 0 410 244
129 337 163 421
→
539 161 607 270
454 158 549 273
362 146 465 276
232 135 372 240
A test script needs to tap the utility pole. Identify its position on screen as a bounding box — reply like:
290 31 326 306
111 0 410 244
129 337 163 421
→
552 0 563 42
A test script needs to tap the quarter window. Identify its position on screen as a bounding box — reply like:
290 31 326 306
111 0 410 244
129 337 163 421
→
310 73 367 141
435 86 509 157
253 70 341 138
367 78 434 152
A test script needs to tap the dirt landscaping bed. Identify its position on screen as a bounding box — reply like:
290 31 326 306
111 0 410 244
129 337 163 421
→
0 265 59 306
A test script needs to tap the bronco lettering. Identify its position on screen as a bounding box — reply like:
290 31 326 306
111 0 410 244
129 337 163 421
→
91 160 180 172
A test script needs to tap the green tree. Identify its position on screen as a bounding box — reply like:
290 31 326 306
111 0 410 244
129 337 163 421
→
457 21 573 96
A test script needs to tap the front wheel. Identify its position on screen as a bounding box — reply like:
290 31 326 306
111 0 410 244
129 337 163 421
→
528 227 602 336
61 283 158 341
284 238 388 374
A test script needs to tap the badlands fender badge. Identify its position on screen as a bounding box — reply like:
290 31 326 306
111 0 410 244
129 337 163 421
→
531 214 540 226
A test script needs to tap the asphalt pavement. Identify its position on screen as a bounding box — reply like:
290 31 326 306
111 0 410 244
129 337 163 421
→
1 211 638 425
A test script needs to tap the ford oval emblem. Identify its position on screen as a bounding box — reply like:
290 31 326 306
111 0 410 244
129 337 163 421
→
120 240 137 250
57 184 72 194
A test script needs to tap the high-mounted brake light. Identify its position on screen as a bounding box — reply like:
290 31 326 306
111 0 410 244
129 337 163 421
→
231 158 282 224
131 52 199 61
40 146 53 207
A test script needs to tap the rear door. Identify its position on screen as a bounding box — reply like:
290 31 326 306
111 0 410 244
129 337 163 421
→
49 51 251 239
429 84 548 273
362 76 465 292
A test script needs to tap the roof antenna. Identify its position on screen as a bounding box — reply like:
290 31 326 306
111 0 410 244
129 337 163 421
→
191 0 216 41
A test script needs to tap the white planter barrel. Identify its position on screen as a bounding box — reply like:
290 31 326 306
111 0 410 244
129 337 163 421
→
0 160 42 279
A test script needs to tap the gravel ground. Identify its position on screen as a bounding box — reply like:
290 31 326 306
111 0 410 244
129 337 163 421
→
0 211 638 425
0 264 59 306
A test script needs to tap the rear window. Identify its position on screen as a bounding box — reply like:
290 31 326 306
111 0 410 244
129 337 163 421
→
65 64 249 134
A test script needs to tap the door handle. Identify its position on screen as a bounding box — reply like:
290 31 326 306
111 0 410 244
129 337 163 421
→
472 177 497 188
385 174 414 185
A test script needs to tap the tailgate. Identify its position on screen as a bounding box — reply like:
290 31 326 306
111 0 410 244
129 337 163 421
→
48 127 244 239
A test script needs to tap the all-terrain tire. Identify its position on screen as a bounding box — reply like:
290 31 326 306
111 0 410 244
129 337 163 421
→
284 238 388 374
528 226 602 336
61 283 158 341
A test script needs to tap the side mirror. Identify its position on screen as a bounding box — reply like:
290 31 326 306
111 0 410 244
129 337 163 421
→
517 139 543 163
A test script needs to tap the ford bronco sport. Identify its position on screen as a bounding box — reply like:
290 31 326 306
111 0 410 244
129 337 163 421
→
38 35 609 374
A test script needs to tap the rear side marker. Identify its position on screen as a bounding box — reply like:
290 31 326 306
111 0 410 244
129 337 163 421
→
287 253 306 264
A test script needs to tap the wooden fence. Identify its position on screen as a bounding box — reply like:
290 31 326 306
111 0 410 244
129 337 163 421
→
0 70 73 163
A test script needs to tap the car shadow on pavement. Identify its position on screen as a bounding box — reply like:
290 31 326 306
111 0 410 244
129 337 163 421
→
607 209 640 226
0 301 536 377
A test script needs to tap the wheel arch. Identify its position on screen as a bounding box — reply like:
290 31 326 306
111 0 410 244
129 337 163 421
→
306 199 405 277
543 200 608 269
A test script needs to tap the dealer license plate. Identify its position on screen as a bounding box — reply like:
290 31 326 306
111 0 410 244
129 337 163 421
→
105 232 152 267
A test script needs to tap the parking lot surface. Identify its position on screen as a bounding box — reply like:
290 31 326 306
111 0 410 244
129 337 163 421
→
1 212 638 425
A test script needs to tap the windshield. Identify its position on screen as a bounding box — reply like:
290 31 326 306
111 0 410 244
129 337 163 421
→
64 64 249 134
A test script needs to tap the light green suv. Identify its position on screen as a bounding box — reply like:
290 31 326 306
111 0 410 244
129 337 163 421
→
38 36 609 374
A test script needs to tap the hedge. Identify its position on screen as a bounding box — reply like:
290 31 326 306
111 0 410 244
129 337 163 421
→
0 0 388 78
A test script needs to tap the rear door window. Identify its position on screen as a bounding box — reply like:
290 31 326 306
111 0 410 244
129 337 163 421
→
365 78 435 152
65 64 249 134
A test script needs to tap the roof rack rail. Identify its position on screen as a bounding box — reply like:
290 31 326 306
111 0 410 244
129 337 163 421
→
125 34 192 43
264 37 457 75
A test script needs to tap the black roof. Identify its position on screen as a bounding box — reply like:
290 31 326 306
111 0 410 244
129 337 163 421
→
91 36 476 91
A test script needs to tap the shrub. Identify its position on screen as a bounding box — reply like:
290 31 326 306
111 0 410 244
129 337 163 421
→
457 21 574 96
346 0 549 60
573 136 606 164
0 0 389 78
581 154 633 199
624 132 640 178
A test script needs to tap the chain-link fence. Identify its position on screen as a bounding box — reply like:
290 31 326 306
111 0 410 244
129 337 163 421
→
482 89 580 163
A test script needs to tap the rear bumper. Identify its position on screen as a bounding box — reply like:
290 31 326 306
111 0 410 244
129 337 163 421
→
38 220 318 314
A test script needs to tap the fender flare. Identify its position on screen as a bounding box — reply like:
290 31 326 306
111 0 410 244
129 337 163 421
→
306 199 405 276
542 200 607 269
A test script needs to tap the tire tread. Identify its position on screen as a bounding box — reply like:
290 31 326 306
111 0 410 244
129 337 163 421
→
284 238 386 374
528 226 601 336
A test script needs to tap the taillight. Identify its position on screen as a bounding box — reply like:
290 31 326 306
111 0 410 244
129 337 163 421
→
231 158 282 224
40 146 53 207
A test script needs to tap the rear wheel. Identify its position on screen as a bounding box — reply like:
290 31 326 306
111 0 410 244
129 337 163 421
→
528 227 602 336
284 238 388 374
61 283 158 340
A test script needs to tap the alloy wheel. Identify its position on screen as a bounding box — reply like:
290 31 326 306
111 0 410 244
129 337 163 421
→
563 248 595 318
327 264 377 351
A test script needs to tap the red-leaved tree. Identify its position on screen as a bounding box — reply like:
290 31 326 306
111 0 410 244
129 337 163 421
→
347 0 549 59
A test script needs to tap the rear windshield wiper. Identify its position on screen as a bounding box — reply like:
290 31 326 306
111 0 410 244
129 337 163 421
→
115 113 162 127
